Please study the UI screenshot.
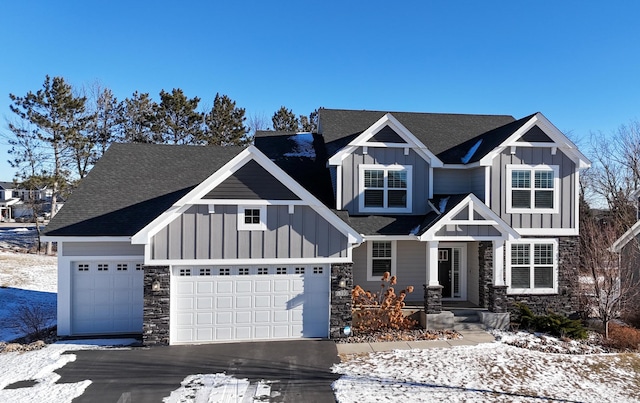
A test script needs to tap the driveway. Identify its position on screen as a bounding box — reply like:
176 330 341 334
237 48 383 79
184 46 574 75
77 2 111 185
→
55 339 339 403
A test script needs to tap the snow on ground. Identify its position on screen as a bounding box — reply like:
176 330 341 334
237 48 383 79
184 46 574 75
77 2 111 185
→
163 374 250 403
333 341 640 402
0 250 57 342
0 226 41 252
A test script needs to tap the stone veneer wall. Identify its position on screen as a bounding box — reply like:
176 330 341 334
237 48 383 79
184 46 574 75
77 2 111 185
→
143 265 170 346
478 241 493 308
423 285 443 313
503 237 580 317
330 263 353 339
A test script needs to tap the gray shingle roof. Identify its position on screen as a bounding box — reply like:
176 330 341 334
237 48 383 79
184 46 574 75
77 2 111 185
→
44 143 245 237
318 108 516 157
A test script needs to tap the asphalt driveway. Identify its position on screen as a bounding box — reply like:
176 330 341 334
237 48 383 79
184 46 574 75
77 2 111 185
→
55 339 339 403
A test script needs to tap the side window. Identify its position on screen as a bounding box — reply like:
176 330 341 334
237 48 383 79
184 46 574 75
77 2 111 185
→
359 165 412 213
506 240 557 294
507 165 559 213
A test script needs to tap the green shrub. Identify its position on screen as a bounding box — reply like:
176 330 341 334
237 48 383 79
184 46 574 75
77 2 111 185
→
515 302 587 340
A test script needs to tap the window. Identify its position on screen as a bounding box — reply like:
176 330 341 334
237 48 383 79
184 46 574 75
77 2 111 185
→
179 268 191 276
276 267 287 275
367 240 396 281
506 165 559 213
238 268 249 275
219 268 230 276
237 205 267 230
313 266 323 274
506 239 558 294
199 268 211 276
117 263 128 271
258 267 268 275
294 267 305 274
77 264 89 272
97 263 109 271
135 263 143 271
359 165 412 213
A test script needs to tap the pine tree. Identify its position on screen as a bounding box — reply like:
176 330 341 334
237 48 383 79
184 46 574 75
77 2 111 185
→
154 88 204 144
299 109 318 132
121 91 157 143
272 106 299 131
87 85 123 159
203 93 248 146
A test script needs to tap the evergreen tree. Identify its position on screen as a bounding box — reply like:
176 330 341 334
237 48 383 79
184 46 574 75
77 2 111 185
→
203 93 248 146
299 109 318 132
88 85 123 159
9 75 89 216
154 88 204 144
272 106 299 131
121 91 157 143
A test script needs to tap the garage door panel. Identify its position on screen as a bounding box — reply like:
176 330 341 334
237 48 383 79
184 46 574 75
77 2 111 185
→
177 313 194 326
197 313 213 325
172 265 329 344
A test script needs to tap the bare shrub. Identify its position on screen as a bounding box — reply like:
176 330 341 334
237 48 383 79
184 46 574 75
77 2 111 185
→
606 322 640 351
15 304 53 340
352 272 416 333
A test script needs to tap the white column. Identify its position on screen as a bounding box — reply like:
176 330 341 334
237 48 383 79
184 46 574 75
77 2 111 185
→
493 239 505 286
427 240 440 286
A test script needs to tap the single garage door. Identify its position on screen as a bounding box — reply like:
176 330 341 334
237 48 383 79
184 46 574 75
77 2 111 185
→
72 261 144 335
171 265 330 344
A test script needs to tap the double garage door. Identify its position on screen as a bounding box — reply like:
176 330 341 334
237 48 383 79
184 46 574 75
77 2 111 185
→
72 261 144 335
171 265 330 344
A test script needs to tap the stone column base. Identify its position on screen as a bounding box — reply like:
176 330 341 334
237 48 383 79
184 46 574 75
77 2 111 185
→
489 285 509 313
330 263 353 339
424 285 444 314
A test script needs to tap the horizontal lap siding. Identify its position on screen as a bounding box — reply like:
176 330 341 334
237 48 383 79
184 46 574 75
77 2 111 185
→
491 147 576 230
352 241 425 302
151 205 347 260
62 242 144 256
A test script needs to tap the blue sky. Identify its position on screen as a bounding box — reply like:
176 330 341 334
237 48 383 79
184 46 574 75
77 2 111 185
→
1 1 639 180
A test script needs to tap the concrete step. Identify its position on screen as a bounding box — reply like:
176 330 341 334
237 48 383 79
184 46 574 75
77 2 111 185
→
454 322 488 331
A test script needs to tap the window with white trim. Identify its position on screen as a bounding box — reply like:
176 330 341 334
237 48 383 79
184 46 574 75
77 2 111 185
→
506 239 558 294
367 240 396 281
359 165 412 213
506 165 559 213
237 205 267 230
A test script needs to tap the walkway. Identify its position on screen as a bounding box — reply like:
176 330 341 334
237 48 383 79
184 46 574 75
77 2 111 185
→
336 329 496 354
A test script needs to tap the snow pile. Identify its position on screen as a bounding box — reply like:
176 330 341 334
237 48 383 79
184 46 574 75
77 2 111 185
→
439 196 450 213
163 374 259 403
461 139 483 164
0 343 100 402
332 343 639 402
284 133 315 158
492 330 606 354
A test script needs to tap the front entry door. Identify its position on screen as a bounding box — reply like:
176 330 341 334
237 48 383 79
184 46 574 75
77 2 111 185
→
438 248 452 298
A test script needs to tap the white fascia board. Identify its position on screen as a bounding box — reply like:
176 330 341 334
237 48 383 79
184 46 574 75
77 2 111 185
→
327 113 443 168
515 227 579 236
41 235 132 243
132 145 363 246
420 193 519 241
440 162 482 169
611 220 640 252
362 235 419 241
146 257 355 266
479 113 591 169
432 236 506 242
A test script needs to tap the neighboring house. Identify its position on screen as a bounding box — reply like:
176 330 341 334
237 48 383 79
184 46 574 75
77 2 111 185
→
0 181 56 221
42 108 591 345
0 181 19 221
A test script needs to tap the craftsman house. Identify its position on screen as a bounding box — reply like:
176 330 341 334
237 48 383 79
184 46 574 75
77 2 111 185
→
43 108 590 345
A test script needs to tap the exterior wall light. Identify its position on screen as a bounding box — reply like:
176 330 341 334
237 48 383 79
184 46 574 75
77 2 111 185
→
338 278 347 289
151 280 161 292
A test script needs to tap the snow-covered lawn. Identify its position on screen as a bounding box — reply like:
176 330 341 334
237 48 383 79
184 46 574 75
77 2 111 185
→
333 339 640 402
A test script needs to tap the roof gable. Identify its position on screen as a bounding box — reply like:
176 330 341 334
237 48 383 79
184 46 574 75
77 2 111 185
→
328 113 443 167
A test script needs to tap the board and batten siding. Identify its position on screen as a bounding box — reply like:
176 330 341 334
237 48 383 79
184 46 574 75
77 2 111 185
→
352 240 426 302
341 147 430 215
62 242 144 256
490 147 577 230
151 204 348 260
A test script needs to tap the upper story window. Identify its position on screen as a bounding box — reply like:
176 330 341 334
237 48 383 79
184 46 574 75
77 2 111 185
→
506 239 558 294
506 165 559 214
237 205 267 231
359 165 412 213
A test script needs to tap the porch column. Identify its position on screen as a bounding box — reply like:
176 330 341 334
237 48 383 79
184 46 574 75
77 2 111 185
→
493 239 505 286
427 241 439 286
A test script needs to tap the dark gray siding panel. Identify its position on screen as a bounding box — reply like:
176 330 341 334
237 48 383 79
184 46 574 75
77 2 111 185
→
370 126 406 143
521 126 553 142
62 242 144 256
342 147 430 214
490 146 576 230
204 160 301 200
151 205 348 260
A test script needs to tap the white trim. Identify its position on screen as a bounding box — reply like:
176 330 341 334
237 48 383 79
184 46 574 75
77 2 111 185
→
439 242 468 301
237 205 267 231
506 238 558 295
328 113 443 167
367 240 397 281
419 193 519 241
336 165 342 210
193 199 306 206
612 218 640 252
484 166 491 206
358 164 413 213
131 145 363 246
516 228 578 236
506 164 560 214
427 241 439 286
363 235 418 241
480 113 591 169
147 257 354 266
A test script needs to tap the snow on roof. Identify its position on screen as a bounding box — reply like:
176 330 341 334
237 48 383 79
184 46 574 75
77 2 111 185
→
461 139 483 164
439 196 450 214
283 132 315 158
